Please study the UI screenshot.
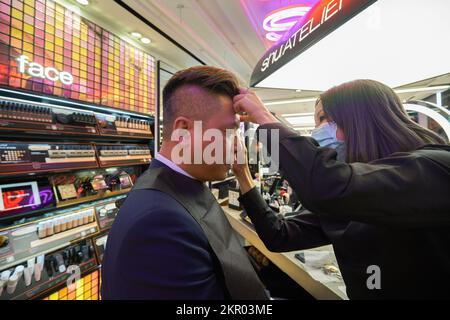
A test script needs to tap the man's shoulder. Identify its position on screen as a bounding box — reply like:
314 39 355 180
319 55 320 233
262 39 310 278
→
119 189 188 221
113 188 203 236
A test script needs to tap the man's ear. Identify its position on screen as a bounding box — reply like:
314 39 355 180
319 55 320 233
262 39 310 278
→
173 116 192 132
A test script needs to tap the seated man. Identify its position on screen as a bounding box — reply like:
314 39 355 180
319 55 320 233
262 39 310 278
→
101 66 268 300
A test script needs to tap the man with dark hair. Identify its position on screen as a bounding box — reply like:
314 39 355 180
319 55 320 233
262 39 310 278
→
101 66 268 300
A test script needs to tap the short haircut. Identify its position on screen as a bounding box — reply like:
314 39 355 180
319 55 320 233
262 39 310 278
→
162 66 240 139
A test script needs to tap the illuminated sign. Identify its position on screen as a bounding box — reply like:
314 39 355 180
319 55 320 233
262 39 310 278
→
263 5 312 42
0 0 155 114
16 55 74 86
261 0 344 72
250 0 377 86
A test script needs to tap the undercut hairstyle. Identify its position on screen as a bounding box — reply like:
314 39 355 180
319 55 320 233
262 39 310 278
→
162 65 240 139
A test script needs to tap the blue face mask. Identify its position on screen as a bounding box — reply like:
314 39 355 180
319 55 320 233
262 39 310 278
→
311 122 346 161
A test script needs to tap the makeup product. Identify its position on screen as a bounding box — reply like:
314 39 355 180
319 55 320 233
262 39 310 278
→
88 212 95 223
38 222 47 239
6 274 19 294
1 270 11 283
0 142 97 175
0 270 10 296
0 279 4 296
78 212 84 226
54 254 66 273
13 265 24 280
72 214 79 228
60 217 67 232
34 255 45 282
62 250 70 268
83 212 89 225
54 218 61 234
24 258 35 286
46 220 54 237
23 267 33 287
67 215 74 229
81 245 90 260
68 247 76 265
74 246 83 264
45 257 56 278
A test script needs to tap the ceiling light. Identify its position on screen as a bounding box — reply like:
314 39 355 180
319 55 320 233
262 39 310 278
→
264 97 318 106
394 85 450 94
130 32 142 39
281 112 314 117
76 0 89 6
284 115 315 126
140 37 151 44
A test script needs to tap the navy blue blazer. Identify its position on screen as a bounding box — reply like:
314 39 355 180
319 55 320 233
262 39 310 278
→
101 160 227 300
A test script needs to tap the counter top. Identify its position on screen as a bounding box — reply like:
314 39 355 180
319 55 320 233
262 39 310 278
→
223 206 348 300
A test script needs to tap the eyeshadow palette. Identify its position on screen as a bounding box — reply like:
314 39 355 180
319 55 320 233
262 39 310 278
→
0 141 98 175
95 143 152 167
0 0 155 115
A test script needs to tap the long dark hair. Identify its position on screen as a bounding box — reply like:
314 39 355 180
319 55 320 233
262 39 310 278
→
320 79 446 163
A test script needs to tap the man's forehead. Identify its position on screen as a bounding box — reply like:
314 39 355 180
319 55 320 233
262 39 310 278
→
175 84 232 101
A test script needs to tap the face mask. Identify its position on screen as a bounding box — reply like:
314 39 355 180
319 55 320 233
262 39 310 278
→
311 122 346 161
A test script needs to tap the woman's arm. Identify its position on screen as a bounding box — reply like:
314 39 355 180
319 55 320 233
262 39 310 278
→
238 187 331 252
233 162 330 252
258 122 450 228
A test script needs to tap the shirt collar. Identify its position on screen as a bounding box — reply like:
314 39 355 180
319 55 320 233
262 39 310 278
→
155 153 196 180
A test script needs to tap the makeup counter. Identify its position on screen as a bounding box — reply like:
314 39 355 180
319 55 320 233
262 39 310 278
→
0 93 154 300
223 171 347 300
0 0 156 300
223 206 347 300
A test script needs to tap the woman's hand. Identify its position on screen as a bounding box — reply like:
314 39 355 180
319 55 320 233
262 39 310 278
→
231 133 255 195
233 87 279 125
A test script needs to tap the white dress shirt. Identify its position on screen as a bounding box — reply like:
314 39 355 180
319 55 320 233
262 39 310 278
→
155 153 196 180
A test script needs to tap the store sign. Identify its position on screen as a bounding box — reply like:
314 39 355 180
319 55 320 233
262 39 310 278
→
250 0 376 86
16 55 74 86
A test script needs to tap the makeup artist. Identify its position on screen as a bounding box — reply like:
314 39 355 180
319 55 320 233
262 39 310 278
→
231 80 450 299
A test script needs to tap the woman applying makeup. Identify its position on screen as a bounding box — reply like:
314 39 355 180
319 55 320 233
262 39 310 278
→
232 80 450 299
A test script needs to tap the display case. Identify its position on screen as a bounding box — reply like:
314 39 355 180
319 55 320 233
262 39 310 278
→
0 0 156 300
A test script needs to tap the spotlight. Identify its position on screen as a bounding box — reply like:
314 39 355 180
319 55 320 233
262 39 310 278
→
130 32 142 39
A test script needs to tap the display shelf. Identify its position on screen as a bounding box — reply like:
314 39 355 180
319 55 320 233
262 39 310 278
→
55 189 130 210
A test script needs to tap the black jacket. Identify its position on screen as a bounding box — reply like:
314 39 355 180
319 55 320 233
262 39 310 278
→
101 161 227 299
239 122 450 299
